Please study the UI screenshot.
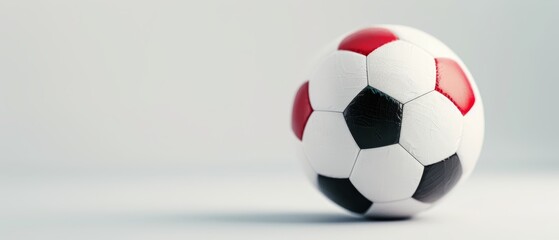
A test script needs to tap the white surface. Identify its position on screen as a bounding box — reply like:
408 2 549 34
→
294 141 318 186
456 56 485 180
350 145 423 202
305 35 346 80
365 198 431 218
368 40 436 103
309 51 367 112
379 24 459 59
457 100 485 179
302 111 360 178
1 168 558 240
400 91 464 165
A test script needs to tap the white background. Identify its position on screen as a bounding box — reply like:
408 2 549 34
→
1 0 558 239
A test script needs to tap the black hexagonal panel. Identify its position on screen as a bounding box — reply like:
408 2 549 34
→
343 86 403 149
317 175 372 214
412 153 463 203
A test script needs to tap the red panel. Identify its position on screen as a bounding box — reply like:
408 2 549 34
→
338 27 398 56
435 58 475 115
292 81 313 140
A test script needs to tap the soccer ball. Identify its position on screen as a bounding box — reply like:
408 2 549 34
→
291 25 484 218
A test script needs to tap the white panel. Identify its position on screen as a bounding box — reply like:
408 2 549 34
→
378 24 484 180
294 141 318 187
364 198 431 218
380 24 480 104
457 98 485 180
349 145 423 202
377 24 460 59
309 51 368 112
368 40 436 103
302 111 360 178
305 35 346 79
400 91 464 166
